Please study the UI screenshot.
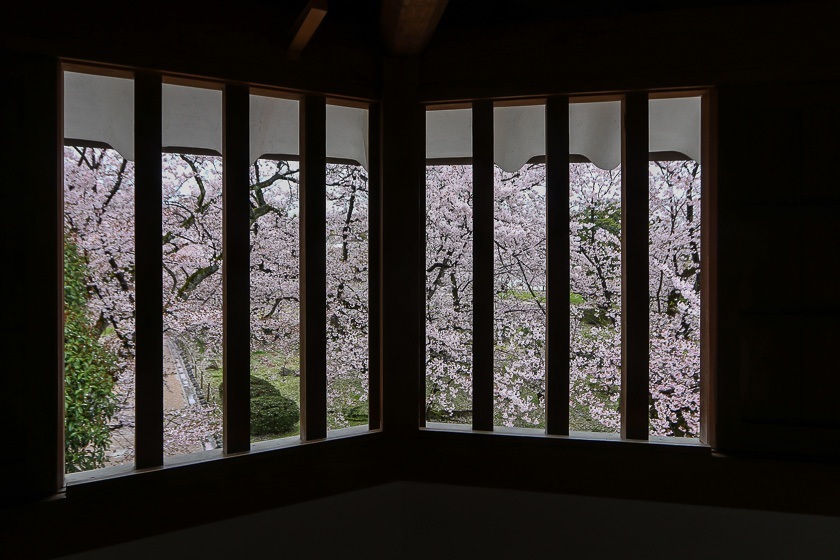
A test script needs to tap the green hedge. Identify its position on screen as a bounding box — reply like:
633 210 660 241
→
220 375 299 436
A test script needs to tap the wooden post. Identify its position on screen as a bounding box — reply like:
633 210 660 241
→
223 84 251 453
10 54 65 496
472 99 494 432
621 92 650 441
300 94 327 441
381 57 425 434
700 89 717 447
135 72 164 468
545 96 571 436
368 104 382 431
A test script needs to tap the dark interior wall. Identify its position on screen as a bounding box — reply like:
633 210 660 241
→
419 1 840 100
716 82 840 455
0 51 64 503
59 482 840 560
0 4 380 100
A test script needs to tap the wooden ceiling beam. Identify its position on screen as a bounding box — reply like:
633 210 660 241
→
288 0 328 59
381 0 449 55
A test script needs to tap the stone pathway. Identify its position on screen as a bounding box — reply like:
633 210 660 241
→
104 366 135 466
100 335 208 467
163 336 194 412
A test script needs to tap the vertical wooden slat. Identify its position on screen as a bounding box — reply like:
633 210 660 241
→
300 94 327 441
381 57 425 434
223 84 251 454
52 60 65 490
367 104 382 431
621 92 650 440
700 89 718 447
134 72 164 469
472 100 494 432
545 96 571 436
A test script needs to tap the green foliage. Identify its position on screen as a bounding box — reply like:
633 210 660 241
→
342 404 369 425
64 239 119 472
580 307 616 328
250 375 299 436
570 399 615 433
575 202 621 237
220 375 299 437
426 408 472 424
497 288 546 303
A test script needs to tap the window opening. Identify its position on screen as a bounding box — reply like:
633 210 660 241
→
63 70 137 472
648 96 702 438
492 104 547 429
425 107 474 426
325 104 370 432
568 100 623 434
248 93 302 442
161 83 224 457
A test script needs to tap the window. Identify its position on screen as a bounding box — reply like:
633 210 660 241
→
648 96 703 438
425 106 474 425
61 67 377 478
249 92 302 442
325 103 372 432
63 70 137 472
423 93 706 441
161 82 224 459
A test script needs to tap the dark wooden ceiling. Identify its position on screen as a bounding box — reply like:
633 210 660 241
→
272 0 791 27
320 0 798 55
0 0 804 58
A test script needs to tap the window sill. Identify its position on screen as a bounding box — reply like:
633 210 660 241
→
421 422 707 453
65 426 381 489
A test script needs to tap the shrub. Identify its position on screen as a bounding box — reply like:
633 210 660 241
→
220 375 299 436
64 238 119 472
250 376 299 436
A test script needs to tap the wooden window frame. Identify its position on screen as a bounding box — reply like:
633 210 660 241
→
58 63 713 487
60 63 382 485
422 89 714 444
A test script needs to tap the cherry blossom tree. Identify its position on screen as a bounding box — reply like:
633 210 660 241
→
492 164 546 428
648 160 701 437
568 163 623 432
425 160 701 437
326 163 370 427
64 147 137 465
64 144 700 472
425 165 475 423
64 148 373 466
